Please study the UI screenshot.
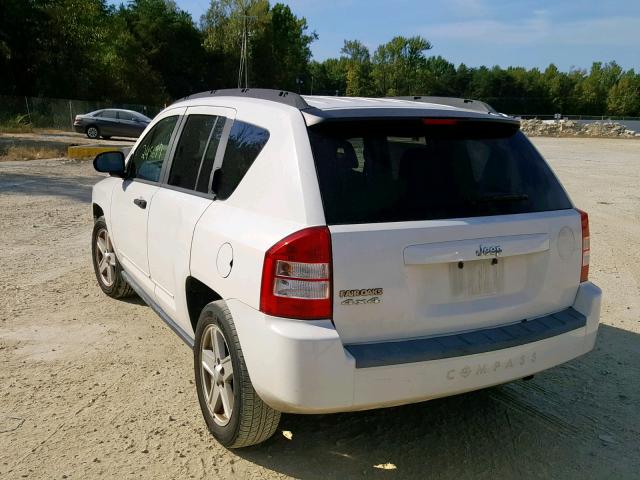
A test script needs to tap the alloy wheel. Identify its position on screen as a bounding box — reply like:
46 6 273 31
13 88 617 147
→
95 228 116 287
200 324 235 426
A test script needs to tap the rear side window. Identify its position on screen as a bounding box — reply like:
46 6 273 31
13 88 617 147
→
168 114 222 191
101 110 117 119
213 120 269 200
308 120 572 225
120 111 137 121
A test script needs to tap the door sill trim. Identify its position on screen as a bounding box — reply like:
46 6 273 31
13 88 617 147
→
122 271 194 349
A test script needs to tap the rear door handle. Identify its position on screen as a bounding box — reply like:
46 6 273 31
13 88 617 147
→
133 198 147 209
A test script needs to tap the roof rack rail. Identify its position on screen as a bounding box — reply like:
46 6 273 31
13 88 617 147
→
391 96 498 114
175 88 311 110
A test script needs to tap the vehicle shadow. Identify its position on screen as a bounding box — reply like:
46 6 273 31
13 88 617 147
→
0 171 97 203
236 324 639 479
119 295 145 306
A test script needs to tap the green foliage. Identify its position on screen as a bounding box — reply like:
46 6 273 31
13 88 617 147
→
200 1 315 91
607 71 640 116
0 114 33 133
313 43 640 115
0 1 638 115
267 3 317 90
340 40 372 96
119 0 207 100
371 36 432 96
201 0 271 88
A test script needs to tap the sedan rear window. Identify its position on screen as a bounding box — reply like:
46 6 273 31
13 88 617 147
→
308 119 572 225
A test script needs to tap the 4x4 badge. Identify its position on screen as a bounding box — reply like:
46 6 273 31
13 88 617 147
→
341 297 382 306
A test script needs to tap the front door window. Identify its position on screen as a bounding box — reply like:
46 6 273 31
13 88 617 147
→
128 116 178 182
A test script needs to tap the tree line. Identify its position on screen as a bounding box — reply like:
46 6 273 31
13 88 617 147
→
1 0 639 116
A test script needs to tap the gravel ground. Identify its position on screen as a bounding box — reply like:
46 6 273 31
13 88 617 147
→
0 130 135 146
0 137 639 479
0 131 134 160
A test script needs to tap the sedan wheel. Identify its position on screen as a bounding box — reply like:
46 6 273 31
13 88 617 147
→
200 324 235 426
87 126 99 139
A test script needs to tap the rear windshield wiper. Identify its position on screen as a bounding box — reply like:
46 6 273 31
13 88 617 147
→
473 193 529 203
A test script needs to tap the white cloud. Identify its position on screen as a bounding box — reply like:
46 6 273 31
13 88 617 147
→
556 17 640 46
423 12 640 48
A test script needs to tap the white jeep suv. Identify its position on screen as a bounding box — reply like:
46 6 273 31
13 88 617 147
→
91 89 601 448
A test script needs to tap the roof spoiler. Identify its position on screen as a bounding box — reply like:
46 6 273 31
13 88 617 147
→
390 96 498 114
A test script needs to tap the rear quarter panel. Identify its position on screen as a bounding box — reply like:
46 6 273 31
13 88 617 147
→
190 103 324 312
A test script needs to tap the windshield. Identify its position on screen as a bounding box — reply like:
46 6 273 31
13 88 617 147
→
308 119 572 225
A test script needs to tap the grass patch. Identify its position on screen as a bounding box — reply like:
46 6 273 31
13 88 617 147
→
0 114 34 133
0 145 65 161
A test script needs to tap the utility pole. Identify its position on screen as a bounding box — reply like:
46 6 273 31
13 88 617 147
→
237 12 256 89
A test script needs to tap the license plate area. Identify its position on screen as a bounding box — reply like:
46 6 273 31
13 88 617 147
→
450 258 504 297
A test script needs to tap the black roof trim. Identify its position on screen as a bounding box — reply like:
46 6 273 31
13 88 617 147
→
175 88 311 109
391 96 498 114
174 89 499 116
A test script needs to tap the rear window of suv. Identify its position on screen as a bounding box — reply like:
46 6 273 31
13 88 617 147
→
214 120 269 200
308 119 572 225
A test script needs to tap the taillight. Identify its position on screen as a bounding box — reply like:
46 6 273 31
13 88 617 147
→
578 209 590 282
260 227 332 320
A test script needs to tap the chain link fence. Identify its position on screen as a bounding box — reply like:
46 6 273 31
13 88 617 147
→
0 95 162 131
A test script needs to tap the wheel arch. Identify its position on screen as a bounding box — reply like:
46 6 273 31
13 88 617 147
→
186 276 223 333
92 203 104 220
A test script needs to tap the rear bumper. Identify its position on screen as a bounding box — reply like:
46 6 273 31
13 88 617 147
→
229 281 601 414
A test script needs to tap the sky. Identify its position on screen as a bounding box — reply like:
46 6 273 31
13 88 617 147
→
131 0 640 71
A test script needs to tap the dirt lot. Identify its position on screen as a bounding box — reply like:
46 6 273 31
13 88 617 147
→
0 130 133 161
1 138 639 479
0 130 135 147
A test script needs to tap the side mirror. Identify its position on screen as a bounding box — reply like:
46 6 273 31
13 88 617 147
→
94 151 125 176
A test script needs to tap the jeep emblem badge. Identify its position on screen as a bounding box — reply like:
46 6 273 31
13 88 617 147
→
476 244 503 257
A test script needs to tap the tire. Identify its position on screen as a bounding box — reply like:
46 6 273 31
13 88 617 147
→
91 217 135 298
194 301 280 448
86 125 99 139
